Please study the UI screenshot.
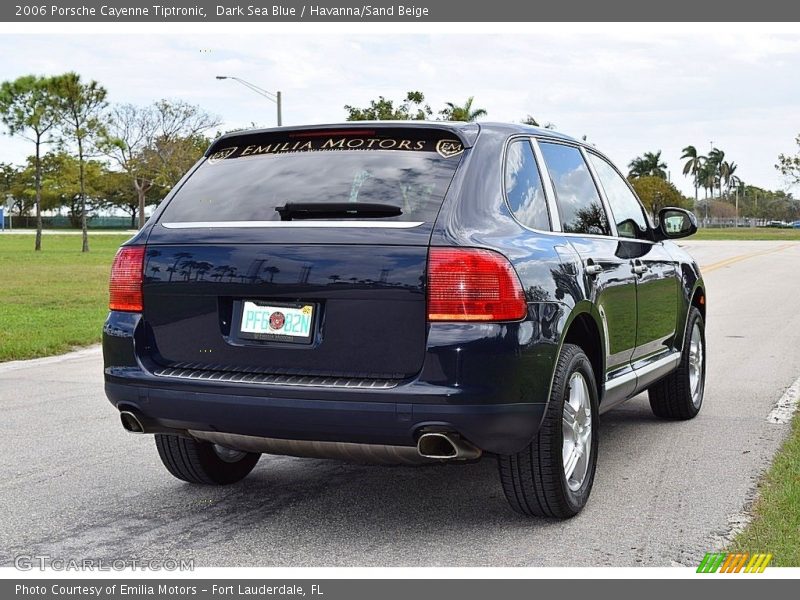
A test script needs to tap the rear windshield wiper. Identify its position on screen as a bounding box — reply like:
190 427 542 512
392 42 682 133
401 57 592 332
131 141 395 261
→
276 202 402 221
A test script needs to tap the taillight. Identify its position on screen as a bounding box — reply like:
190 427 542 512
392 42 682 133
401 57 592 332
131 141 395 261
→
109 246 145 312
427 248 527 322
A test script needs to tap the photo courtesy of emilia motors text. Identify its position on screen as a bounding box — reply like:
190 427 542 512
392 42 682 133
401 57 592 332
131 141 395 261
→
2 0 800 596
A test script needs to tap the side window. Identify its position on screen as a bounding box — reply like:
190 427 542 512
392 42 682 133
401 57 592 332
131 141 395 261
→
588 153 650 240
504 139 550 230
539 142 610 236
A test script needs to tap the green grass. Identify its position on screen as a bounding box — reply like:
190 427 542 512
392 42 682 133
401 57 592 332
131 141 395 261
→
730 415 800 566
692 227 800 241
0 234 131 361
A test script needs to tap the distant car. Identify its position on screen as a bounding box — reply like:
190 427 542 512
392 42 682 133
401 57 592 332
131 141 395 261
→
103 122 706 518
792 221 800 228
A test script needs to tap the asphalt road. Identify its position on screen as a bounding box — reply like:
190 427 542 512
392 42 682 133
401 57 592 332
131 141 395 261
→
2 240 799 568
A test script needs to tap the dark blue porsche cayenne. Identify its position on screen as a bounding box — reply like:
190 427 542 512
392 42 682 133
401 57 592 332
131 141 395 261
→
104 122 706 517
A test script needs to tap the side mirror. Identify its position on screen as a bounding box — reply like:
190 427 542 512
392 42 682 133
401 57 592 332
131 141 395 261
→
655 207 697 240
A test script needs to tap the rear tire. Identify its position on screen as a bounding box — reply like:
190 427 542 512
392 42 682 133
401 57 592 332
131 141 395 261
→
648 307 705 420
155 434 260 485
498 343 599 518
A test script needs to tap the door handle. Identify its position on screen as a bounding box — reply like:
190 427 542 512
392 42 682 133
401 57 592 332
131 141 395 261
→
632 261 649 275
585 263 604 276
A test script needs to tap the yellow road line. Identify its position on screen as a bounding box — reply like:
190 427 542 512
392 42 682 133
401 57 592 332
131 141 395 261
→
702 243 798 273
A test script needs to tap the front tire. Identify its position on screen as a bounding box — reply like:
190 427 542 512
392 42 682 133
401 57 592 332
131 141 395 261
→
155 434 260 485
498 343 599 518
648 307 706 420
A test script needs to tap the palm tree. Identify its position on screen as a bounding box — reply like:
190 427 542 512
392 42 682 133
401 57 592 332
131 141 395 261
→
628 156 648 178
193 261 212 281
628 150 667 179
167 251 192 282
693 161 718 225
440 96 487 122
707 147 725 164
699 162 716 199
212 265 228 281
644 151 667 178
720 161 738 195
706 148 725 198
681 145 705 205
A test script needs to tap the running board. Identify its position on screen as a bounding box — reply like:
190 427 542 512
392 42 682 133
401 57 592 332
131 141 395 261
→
601 352 681 413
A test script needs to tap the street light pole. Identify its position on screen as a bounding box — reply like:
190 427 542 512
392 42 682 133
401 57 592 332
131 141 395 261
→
216 75 282 126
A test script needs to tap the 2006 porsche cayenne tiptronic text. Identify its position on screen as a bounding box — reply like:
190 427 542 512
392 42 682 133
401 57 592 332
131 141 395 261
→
103 122 706 518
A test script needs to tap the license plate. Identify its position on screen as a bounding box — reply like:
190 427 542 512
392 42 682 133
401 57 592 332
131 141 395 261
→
239 301 315 343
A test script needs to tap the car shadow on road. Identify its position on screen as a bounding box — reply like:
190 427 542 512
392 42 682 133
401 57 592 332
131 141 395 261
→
6 396 691 567
120 399 678 559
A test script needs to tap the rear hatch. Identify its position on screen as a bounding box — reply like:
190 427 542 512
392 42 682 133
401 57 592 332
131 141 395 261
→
142 126 468 380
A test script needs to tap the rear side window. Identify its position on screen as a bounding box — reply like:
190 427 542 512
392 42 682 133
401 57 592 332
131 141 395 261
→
587 153 650 240
159 129 464 225
539 142 610 236
504 139 550 231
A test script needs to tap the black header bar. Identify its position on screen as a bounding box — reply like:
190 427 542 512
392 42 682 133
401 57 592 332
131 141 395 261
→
3 0 800 22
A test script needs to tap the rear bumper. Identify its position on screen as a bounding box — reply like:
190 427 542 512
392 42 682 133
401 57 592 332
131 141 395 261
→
103 310 558 455
105 381 544 454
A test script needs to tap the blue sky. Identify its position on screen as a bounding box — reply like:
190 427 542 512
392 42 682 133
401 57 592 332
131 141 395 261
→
1 31 799 195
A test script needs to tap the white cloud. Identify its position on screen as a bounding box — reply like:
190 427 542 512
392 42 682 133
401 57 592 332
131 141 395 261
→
1 30 799 194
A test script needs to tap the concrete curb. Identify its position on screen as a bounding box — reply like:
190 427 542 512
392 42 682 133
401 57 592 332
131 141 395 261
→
0 345 102 374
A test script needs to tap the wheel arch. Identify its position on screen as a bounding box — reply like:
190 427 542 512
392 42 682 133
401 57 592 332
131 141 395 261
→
552 303 606 402
677 280 706 353
691 283 706 322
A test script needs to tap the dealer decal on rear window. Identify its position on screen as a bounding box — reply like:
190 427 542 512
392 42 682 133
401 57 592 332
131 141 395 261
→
207 146 239 164
207 134 464 163
435 139 464 158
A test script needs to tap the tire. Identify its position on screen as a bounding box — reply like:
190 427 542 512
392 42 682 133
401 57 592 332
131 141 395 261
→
648 307 706 420
498 343 599 518
155 434 260 485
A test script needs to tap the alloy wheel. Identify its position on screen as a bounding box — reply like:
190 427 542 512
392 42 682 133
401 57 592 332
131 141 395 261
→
562 372 593 492
688 322 705 408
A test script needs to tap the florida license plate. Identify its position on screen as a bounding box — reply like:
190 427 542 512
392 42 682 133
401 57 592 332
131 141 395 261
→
239 301 315 343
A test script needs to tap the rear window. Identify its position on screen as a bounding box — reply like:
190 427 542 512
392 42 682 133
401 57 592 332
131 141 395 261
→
159 129 465 224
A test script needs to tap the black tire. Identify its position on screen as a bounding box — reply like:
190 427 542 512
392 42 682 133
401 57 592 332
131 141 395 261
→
155 434 260 485
498 343 599 518
648 307 706 420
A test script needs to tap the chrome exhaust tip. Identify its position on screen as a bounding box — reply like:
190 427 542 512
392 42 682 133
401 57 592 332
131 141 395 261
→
417 432 482 461
119 410 145 434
